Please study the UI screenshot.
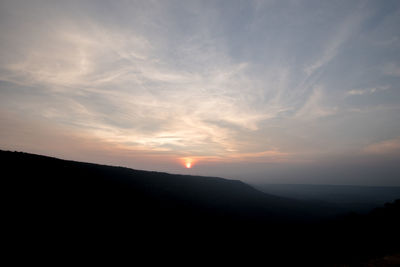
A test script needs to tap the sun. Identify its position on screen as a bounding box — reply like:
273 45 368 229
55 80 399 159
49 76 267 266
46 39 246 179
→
181 157 194 169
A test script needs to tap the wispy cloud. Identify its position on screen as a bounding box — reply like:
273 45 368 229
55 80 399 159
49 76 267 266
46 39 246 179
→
347 85 390 96
363 137 400 155
0 19 283 157
304 10 365 77
382 62 400 77
295 86 337 119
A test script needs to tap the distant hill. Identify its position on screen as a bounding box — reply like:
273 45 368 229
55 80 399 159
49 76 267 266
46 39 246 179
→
254 183 400 213
2 150 399 265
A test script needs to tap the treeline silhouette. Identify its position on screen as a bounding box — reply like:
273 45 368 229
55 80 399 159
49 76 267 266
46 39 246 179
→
2 150 399 265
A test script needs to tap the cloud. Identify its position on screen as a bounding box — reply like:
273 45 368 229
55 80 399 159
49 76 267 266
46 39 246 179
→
363 137 400 155
0 17 283 157
347 85 390 96
304 10 365 77
382 63 400 77
295 86 337 119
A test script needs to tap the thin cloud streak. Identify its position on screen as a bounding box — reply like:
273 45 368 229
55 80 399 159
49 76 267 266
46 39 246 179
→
363 137 400 155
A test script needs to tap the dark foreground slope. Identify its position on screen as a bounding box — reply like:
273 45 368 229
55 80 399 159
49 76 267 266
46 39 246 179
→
2 150 400 265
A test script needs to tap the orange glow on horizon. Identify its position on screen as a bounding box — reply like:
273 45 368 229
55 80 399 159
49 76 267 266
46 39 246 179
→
181 157 195 169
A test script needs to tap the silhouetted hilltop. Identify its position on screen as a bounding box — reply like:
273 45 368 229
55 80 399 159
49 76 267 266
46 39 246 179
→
2 150 336 225
2 150 399 265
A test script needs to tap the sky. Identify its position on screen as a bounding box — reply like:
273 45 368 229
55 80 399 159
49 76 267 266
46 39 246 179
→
1 0 400 185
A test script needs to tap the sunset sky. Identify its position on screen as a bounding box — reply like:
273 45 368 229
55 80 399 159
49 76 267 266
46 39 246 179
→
1 0 400 185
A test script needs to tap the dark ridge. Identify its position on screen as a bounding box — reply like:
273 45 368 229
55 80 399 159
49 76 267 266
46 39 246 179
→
254 183 400 213
1 150 340 222
3 150 399 265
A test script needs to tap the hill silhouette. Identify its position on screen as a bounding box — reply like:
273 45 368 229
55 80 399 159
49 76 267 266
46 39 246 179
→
2 150 399 265
2 150 340 223
255 183 400 213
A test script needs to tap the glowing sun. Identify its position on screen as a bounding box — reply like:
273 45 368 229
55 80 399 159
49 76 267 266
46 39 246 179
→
182 158 194 169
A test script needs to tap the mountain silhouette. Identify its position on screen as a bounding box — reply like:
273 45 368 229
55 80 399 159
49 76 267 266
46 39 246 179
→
2 150 339 223
2 150 399 265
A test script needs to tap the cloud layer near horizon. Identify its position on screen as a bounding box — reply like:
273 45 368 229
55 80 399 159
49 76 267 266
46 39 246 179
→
1 1 400 184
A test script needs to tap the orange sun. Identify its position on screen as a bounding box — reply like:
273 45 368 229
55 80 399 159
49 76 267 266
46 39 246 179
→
182 158 194 169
